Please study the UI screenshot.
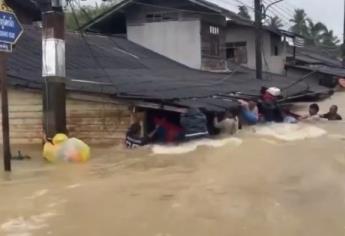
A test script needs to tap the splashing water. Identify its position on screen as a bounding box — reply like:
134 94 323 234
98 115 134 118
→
254 123 327 141
152 137 243 155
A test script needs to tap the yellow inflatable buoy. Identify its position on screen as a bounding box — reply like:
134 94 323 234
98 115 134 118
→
43 134 90 163
53 133 68 145
43 142 58 163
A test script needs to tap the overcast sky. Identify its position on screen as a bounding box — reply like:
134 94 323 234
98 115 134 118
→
82 0 344 39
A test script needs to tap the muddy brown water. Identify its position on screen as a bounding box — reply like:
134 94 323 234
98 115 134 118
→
1 92 345 236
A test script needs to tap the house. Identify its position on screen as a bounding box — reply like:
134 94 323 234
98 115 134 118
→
82 0 248 71
225 21 289 75
2 0 329 145
8 25 323 144
3 0 132 145
82 0 293 75
286 46 345 88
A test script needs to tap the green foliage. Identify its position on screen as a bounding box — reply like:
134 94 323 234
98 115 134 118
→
289 9 308 36
268 16 284 29
65 2 114 30
237 5 251 20
290 9 340 47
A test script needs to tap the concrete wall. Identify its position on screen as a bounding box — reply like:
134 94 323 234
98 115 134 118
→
226 26 286 74
127 20 202 69
0 88 131 145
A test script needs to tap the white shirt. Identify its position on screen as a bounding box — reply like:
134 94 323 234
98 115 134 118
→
214 118 238 135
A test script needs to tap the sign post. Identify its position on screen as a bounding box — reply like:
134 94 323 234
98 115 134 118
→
0 3 23 172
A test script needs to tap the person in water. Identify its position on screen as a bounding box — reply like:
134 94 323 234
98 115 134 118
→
320 105 342 121
300 103 320 121
214 111 238 136
238 99 259 125
125 122 160 149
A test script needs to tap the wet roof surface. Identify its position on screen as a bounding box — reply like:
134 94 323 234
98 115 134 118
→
8 26 329 111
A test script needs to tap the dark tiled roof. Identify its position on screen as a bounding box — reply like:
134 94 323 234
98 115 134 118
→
8 26 327 111
6 0 50 21
287 64 345 78
288 46 342 68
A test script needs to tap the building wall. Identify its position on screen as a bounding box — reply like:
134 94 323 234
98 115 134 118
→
0 88 131 145
200 21 227 71
126 3 202 69
127 19 202 69
225 26 286 74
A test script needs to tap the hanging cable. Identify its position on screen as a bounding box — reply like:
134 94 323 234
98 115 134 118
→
66 0 119 93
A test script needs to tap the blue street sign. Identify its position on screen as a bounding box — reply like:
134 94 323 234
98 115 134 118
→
0 41 11 52
0 10 23 44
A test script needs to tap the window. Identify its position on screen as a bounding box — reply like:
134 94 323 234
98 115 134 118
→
271 34 281 56
209 26 219 35
146 12 178 23
273 46 279 56
226 42 248 64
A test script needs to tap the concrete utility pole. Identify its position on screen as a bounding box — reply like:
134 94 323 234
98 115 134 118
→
42 0 66 139
254 0 263 80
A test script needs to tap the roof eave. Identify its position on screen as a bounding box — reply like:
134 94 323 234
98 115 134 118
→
79 0 133 32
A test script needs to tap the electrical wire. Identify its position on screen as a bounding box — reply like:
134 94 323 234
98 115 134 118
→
67 0 119 93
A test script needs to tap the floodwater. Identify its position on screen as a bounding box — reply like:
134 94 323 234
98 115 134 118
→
1 92 345 236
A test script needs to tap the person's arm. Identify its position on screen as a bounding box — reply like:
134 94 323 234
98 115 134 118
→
253 106 259 120
320 113 327 119
337 115 343 120
298 114 310 120
147 125 160 139
214 116 221 128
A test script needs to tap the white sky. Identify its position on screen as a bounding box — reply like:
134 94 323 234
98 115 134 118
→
82 0 344 40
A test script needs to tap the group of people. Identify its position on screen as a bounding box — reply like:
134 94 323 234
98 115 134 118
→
125 108 212 149
125 87 342 149
299 104 342 121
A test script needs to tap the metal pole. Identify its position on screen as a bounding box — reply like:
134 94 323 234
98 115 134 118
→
42 1 66 139
0 52 11 171
255 0 263 80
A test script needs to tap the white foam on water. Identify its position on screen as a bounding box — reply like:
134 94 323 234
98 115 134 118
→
152 137 243 155
66 183 82 189
254 123 327 141
1 212 57 236
24 189 49 200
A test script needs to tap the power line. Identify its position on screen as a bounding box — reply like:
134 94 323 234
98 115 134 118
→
66 0 119 92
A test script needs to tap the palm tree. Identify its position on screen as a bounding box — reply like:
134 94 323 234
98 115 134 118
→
269 16 284 29
305 19 327 45
321 29 340 47
237 5 251 20
289 9 308 36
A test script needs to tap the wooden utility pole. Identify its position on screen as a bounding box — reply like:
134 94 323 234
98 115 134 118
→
255 0 263 80
42 0 66 139
0 53 10 171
